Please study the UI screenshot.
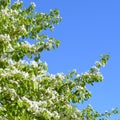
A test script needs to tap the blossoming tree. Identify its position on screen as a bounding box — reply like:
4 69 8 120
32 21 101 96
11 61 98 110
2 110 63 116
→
0 0 118 119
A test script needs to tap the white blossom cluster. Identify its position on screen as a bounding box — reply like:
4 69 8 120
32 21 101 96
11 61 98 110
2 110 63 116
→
95 60 106 67
0 7 19 18
30 61 38 68
0 1 111 119
21 96 60 118
1 8 9 17
0 55 79 119
20 25 27 33
14 0 23 5
30 2 36 7
0 34 11 42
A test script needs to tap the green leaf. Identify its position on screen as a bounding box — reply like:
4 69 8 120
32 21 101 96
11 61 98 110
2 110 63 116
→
56 40 60 48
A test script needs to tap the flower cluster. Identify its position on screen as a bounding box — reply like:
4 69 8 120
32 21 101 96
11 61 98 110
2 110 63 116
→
0 34 11 42
0 0 116 120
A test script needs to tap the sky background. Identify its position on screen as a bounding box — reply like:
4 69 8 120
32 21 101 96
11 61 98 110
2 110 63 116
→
12 0 120 119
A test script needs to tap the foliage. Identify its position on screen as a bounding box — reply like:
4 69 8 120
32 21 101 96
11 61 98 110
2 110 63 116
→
0 0 118 119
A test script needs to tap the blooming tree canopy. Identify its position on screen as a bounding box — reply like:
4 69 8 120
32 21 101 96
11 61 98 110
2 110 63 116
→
0 0 118 119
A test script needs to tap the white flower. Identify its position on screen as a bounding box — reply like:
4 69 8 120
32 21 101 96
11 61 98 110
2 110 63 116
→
50 74 55 79
9 88 16 94
30 61 38 67
13 10 19 15
53 111 60 119
8 59 14 65
77 86 83 90
8 44 14 51
38 101 47 107
20 25 26 33
22 72 29 78
6 34 11 41
43 62 48 68
30 2 36 7
71 113 77 119
52 94 56 99
96 72 104 79
37 75 42 81
1 8 9 16
73 69 77 73
56 73 65 80
19 59 28 65
0 34 11 41
31 102 39 112
11 68 19 74
10 80 18 85
40 13 45 15
31 75 36 81
11 96 15 101
48 99 53 105
76 74 80 77
83 72 89 75
15 0 23 5
46 42 53 49
24 41 33 48
21 96 28 101
91 66 99 73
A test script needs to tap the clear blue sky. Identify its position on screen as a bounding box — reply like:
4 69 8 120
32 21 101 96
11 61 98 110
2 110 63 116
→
13 0 120 119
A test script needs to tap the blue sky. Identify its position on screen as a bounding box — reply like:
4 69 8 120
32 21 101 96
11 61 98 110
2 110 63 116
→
13 0 120 119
